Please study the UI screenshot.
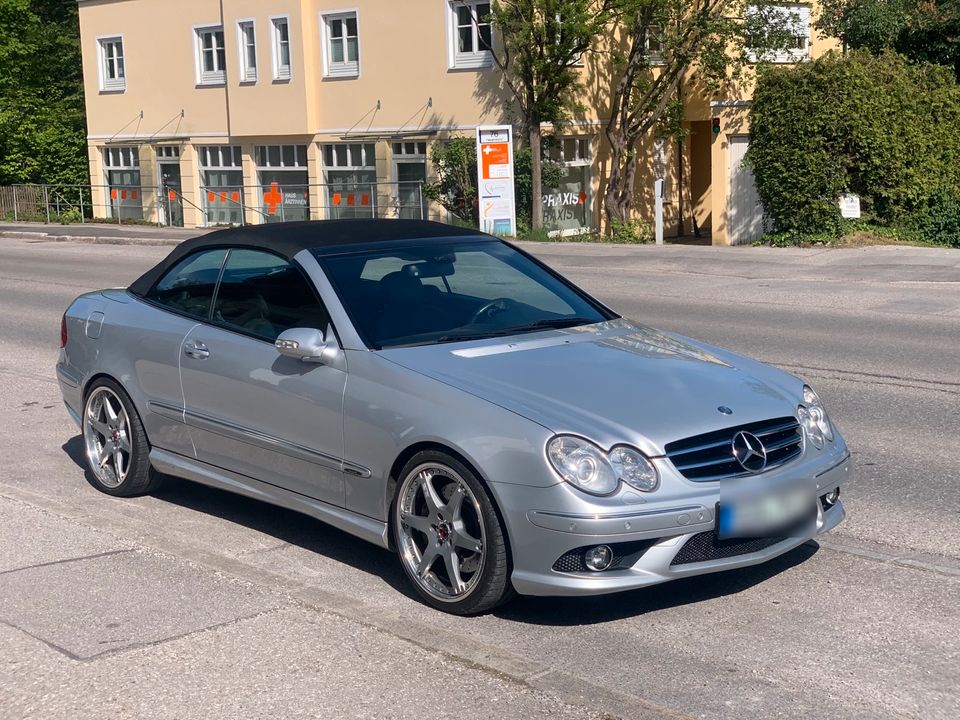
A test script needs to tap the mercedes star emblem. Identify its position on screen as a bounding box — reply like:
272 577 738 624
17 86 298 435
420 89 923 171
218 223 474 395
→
732 430 768 473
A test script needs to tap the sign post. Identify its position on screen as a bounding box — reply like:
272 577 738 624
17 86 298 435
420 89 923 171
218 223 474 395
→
476 125 517 236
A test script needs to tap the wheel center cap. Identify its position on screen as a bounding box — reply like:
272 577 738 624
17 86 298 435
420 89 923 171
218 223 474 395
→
436 523 450 543
111 430 121 443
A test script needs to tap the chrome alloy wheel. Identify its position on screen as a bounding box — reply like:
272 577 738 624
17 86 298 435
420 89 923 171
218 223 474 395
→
83 386 132 489
397 463 486 602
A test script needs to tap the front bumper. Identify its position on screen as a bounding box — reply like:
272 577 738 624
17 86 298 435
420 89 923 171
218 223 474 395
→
495 452 851 597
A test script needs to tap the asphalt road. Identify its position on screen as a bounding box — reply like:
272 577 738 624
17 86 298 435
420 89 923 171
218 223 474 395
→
1 235 958 720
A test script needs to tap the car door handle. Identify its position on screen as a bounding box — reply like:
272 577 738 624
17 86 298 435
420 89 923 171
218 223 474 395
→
183 340 209 360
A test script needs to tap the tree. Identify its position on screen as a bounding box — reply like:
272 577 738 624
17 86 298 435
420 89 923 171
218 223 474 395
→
423 137 480 226
423 136 563 232
817 0 960 79
0 0 87 187
602 1 798 233
487 1 615 230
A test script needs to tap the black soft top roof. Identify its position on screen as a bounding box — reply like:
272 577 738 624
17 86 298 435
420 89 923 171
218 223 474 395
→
128 219 491 296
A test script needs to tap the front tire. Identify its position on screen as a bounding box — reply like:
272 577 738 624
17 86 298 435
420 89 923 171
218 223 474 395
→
392 451 514 615
82 378 161 497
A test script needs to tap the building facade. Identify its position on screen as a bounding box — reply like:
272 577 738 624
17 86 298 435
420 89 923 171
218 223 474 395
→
78 0 837 244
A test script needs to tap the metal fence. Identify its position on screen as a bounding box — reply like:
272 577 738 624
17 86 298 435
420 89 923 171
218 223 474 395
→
0 181 429 227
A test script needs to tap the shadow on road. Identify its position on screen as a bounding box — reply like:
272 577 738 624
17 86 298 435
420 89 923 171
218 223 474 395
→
496 544 817 625
61 435 412 599
63 435 820 623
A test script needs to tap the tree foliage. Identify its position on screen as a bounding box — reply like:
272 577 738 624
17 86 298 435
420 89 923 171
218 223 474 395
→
602 1 798 233
0 0 87 186
423 136 562 233
747 50 960 235
817 0 960 79
488 1 615 228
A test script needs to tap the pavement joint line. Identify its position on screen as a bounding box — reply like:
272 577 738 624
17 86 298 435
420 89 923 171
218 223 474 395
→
71 607 285 663
3 480 959 718
0 618 84 661
0 482 685 720
0 548 133 577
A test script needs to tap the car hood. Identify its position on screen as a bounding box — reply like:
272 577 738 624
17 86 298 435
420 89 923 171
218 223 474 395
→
378 319 803 456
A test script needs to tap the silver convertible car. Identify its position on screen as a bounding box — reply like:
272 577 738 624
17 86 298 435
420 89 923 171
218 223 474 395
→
57 220 850 614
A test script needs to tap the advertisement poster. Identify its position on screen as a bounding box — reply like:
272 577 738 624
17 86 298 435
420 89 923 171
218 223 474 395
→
476 126 516 237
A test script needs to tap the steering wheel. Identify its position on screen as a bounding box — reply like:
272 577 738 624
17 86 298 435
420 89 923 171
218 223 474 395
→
470 297 519 324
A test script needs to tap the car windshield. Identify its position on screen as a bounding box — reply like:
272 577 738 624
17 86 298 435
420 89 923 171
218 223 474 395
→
316 240 614 349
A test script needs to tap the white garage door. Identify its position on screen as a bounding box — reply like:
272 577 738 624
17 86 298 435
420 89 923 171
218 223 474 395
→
727 135 768 245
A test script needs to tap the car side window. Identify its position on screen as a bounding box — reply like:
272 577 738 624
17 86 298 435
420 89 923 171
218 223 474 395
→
212 249 330 342
146 249 227 319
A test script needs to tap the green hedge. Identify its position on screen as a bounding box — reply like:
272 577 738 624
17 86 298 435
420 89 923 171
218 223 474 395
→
747 50 960 237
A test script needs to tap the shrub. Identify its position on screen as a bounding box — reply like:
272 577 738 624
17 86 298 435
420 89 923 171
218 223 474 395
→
608 219 654 244
747 50 960 235
910 193 960 247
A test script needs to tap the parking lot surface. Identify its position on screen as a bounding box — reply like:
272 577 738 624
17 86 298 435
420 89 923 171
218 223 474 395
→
1 235 958 719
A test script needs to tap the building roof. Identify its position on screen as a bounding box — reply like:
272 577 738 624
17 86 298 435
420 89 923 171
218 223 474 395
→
127 219 490 296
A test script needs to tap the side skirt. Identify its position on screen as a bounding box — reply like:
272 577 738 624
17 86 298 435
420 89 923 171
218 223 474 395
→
149 448 391 550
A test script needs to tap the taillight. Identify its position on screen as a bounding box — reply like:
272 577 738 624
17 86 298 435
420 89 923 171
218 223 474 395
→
60 313 68 348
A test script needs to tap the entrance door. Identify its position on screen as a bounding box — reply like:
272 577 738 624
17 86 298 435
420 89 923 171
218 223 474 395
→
395 160 427 219
158 162 184 227
727 136 767 245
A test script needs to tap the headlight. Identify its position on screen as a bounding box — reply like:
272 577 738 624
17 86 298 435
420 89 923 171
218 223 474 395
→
546 436 659 495
609 446 659 492
798 385 834 449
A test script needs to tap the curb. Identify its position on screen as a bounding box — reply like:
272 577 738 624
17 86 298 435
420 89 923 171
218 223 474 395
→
0 229 182 246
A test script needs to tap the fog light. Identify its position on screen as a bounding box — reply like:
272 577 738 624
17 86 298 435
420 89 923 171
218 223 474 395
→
821 488 840 508
584 545 613 571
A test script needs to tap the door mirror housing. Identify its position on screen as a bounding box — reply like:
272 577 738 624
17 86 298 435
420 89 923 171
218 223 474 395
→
275 327 328 363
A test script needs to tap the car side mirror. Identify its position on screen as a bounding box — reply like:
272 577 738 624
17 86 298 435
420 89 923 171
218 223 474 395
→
275 327 328 363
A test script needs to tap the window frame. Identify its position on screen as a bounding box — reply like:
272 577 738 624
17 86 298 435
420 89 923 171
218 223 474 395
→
270 15 292 81
209 249 333 345
141 247 335 345
320 9 361 79
97 35 126 92
142 248 230 322
194 24 227 85
236 19 258 83
447 1 493 71
746 3 811 64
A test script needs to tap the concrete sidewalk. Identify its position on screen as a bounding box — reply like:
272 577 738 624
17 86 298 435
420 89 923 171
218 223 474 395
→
0 221 206 246
0 494 608 720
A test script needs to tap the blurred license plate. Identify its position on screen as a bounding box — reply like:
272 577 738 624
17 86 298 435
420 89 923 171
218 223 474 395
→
717 484 812 540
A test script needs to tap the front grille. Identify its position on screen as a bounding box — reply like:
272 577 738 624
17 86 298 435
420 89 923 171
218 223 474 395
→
664 416 802 482
670 532 788 566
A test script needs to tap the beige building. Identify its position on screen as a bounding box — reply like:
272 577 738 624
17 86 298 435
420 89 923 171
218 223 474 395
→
78 0 837 244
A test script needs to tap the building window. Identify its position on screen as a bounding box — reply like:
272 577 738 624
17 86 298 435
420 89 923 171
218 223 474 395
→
156 146 180 159
198 145 244 226
98 36 126 91
645 26 664 64
543 137 594 234
746 4 811 63
271 16 292 80
255 145 310 223
448 1 492 70
102 146 143 221
323 143 376 219
195 26 226 84
237 20 257 82
392 142 428 220
322 11 360 78
392 142 428 157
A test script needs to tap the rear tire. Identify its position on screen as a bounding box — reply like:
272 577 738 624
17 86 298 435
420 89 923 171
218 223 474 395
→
82 378 162 497
392 450 515 615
